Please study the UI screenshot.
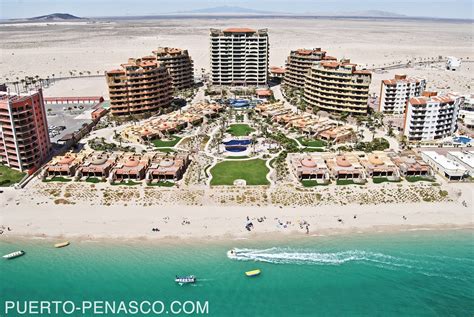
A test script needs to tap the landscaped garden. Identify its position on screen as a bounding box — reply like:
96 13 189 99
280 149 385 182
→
301 180 329 187
0 165 26 187
372 177 401 184
405 176 435 183
210 159 269 185
296 137 326 148
226 124 255 137
157 148 176 153
147 181 175 187
355 138 390 152
43 176 72 183
85 177 106 183
152 136 182 148
336 179 363 186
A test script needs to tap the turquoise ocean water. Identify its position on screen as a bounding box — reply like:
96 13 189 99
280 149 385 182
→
0 230 473 316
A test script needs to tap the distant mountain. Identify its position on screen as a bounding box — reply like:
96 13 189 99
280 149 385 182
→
174 6 278 15
28 13 84 21
170 6 405 18
334 10 407 17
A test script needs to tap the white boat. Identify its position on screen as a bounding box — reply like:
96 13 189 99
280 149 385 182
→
3 250 25 259
54 241 70 248
175 275 196 284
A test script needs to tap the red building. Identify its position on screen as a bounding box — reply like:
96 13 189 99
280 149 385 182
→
0 89 51 173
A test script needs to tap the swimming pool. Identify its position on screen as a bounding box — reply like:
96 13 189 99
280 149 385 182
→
223 139 251 146
453 136 472 144
229 99 251 108
225 146 248 152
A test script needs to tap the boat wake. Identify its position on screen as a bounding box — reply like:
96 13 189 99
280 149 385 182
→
228 248 396 266
227 247 472 281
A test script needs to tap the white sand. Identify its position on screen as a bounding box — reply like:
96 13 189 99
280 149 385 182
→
0 182 472 240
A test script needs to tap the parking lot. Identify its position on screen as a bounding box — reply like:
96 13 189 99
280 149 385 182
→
46 103 96 143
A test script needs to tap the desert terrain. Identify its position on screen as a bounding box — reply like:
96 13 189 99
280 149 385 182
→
0 17 472 97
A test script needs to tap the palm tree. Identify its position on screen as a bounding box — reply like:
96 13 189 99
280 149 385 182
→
251 135 257 153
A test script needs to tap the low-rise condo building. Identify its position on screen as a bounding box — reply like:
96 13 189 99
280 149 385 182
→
318 126 355 143
255 101 289 118
77 151 119 179
146 153 190 182
379 74 426 113
269 66 285 80
290 153 330 183
421 151 468 181
109 153 151 182
304 59 372 114
0 89 51 172
359 151 400 180
153 47 194 91
43 152 86 178
324 152 366 182
403 92 463 142
388 151 432 177
121 102 223 143
255 101 354 143
210 28 269 86
447 151 474 175
106 57 173 116
284 48 335 89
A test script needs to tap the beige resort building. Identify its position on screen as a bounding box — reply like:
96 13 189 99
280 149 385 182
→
303 59 371 115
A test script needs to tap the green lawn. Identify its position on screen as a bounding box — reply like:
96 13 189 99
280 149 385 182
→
301 180 329 187
210 159 269 185
406 176 435 183
0 165 26 187
297 137 326 147
147 181 175 187
43 176 72 183
302 147 325 152
269 157 276 168
152 136 182 148
336 179 363 186
226 124 255 137
157 148 176 153
85 177 106 183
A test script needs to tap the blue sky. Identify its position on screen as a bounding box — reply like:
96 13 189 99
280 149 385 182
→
1 0 472 19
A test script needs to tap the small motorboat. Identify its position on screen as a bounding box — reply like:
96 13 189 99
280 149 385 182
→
245 269 261 277
54 241 70 248
175 275 196 284
3 250 25 260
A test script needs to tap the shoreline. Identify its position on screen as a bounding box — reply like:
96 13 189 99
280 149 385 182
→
1 224 472 243
1 200 472 242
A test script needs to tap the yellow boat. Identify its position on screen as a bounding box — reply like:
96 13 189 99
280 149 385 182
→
245 269 261 277
54 241 70 248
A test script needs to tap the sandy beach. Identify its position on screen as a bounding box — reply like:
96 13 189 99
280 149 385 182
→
1 180 472 240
